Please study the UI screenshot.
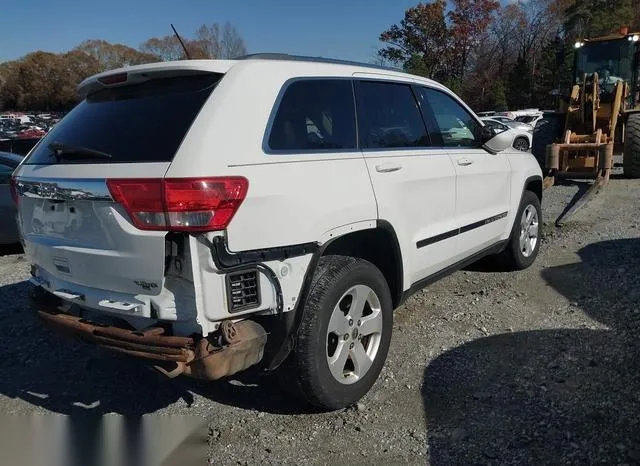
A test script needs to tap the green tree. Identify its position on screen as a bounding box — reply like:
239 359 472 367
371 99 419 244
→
487 80 508 111
507 53 534 108
378 1 451 80
564 0 635 39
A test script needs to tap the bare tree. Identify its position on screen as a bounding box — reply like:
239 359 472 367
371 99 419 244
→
75 39 158 71
140 35 207 61
195 22 248 59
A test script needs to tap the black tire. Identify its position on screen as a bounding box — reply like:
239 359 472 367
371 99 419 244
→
531 116 563 169
513 136 530 152
623 113 640 178
503 190 542 270
280 255 392 411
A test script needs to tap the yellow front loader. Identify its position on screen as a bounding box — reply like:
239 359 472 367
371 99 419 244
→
539 27 640 225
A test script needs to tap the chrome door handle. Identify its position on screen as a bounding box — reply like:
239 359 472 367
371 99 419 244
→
457 158 474 166
375 163 402 173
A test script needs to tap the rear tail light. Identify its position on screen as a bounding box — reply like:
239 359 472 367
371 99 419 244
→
106 177 248 232
10 176 19 205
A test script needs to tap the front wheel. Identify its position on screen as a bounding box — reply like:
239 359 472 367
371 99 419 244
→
503 190 542 270
623 113 640 178
282 255 393 410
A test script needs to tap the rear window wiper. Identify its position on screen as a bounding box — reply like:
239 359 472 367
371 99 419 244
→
48 142 112 160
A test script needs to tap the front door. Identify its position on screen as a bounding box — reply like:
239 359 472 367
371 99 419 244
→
418 87 512 260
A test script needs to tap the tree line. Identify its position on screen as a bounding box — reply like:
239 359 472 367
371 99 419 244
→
1 4 639 113
378 0 640 111
0 23 246 111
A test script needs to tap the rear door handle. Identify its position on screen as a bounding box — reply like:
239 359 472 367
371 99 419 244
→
375 163 403 173
456 158 474 166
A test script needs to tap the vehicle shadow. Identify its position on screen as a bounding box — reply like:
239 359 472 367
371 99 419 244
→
422 238 640 464
0 281 308 415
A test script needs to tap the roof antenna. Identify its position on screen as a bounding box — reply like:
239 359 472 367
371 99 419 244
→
171 23 192 60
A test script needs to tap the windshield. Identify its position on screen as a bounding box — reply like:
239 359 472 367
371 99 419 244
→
575 39 633 83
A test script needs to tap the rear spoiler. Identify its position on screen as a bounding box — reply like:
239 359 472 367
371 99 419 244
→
77 59 237 99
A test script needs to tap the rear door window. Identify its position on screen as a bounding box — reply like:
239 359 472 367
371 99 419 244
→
23 73 221 165
267 79 357 151
355 81 430 149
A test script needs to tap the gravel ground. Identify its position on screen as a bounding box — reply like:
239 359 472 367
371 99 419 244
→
0 177 639 465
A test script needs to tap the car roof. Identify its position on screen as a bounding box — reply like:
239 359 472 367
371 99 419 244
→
78 54 448 98
0 152 23 166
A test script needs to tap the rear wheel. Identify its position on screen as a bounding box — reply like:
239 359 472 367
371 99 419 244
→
281 255 392 411
623 113 640 178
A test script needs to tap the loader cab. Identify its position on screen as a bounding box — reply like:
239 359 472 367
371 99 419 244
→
573 33 640 106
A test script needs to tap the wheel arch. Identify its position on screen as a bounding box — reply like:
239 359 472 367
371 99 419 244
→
524 175 543 203
321 221 404 310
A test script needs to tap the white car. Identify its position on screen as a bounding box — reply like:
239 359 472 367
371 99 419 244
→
515 113 544 127
481 117 533 151
12 55 543 410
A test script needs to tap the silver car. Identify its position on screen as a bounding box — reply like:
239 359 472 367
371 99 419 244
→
0 151 22 245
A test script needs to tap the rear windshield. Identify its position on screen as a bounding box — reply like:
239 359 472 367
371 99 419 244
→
24 73 220 165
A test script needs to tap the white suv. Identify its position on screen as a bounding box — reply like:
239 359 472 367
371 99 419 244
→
11 55 543 410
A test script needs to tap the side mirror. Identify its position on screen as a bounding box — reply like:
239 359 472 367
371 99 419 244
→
482 128 515 154
481 127 497 143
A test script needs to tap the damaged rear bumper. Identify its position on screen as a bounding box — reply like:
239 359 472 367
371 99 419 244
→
33 288 268 380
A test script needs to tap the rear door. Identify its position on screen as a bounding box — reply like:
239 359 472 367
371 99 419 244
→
13 73 221 296
355 79 458 285
417 87 511 259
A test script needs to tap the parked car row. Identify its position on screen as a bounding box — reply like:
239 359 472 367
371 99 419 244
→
475 108 552 153
0 112 62 140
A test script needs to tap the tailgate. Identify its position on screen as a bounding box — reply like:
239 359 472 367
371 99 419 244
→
16 164 170 296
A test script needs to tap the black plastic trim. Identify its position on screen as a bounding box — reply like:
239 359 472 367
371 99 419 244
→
262 245 324 371
376 220 405 307
400 240 508 306
460 212 509 234
209 236 318 269
416 211 508 249
225 269 261 313
523 175 543 202
416 228 458 248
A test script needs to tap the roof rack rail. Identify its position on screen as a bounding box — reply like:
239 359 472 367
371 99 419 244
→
236 53 404 73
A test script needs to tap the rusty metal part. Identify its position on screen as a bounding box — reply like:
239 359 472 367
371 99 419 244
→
38 310 195 362
37 307 268 380
180 320 267 380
